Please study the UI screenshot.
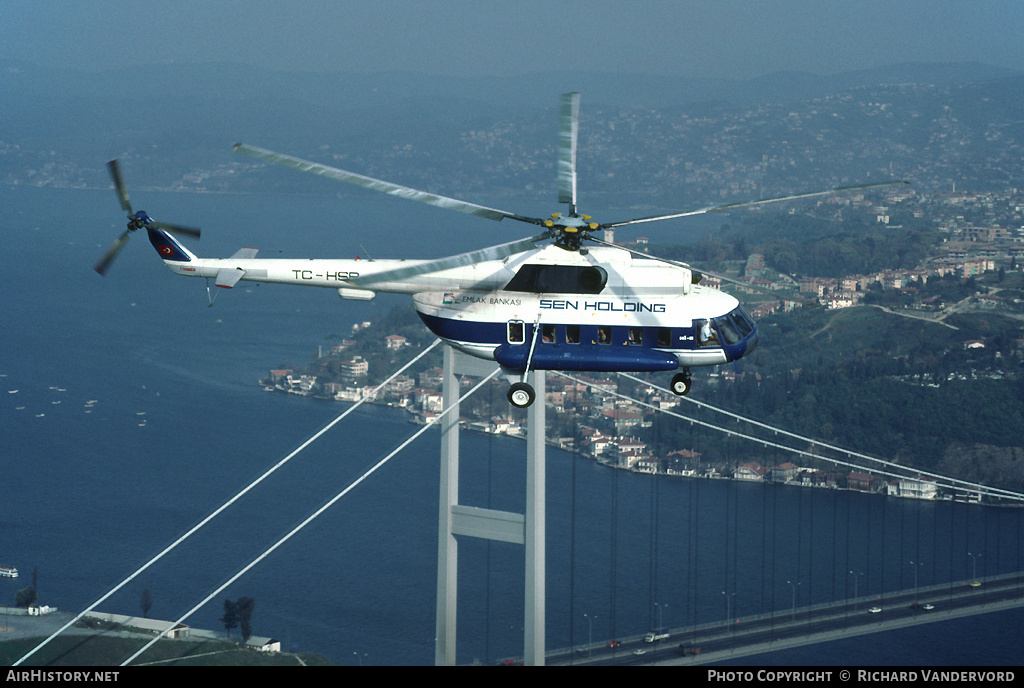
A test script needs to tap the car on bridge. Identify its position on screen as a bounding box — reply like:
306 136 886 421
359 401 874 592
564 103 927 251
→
868 606 882 613
678 642 701 656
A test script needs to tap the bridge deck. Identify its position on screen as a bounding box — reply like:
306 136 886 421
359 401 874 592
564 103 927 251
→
545 573 1024 666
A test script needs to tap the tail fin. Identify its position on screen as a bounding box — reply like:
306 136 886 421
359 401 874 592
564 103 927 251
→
147 227 197 263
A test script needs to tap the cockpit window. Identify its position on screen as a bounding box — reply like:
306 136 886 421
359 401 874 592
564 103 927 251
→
731 306 755 336
716 316 742 345
505 264 607 294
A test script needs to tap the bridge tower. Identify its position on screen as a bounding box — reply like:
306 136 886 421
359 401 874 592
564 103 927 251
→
435 345 546 666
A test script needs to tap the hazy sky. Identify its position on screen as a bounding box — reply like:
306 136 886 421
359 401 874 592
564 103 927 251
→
5 0 1024 79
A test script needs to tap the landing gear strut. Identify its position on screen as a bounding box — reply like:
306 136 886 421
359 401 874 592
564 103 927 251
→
671 370 692 397
507 381 536 408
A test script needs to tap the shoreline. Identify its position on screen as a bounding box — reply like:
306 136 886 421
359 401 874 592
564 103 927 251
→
260 382 1008 507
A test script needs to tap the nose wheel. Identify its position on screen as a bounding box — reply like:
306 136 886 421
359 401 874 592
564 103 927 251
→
671 371 692 397
507 382 536 408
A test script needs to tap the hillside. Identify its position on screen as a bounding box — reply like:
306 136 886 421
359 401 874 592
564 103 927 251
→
687 305 1024 480
3 61 1023 208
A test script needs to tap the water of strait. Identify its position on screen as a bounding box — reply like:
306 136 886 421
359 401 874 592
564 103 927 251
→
2 186 1021 665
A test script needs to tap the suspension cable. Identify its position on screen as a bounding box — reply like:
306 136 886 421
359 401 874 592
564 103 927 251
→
14 340 441 666
620 372 1024 502
620 373 1024 502
555 371 1024 503
121 365 499 666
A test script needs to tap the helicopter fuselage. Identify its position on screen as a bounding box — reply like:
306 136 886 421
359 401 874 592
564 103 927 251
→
148 227 759 380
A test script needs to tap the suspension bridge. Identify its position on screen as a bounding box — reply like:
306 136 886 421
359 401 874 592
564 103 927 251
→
12 343 1024 666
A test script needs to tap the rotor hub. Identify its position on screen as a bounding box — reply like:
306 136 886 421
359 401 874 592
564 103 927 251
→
545 212 600 251
128 210 151 231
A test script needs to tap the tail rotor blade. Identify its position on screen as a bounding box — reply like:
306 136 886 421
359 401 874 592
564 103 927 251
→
107 159 132 213
94 230 132 276
151 220 201 240
557 92 579 214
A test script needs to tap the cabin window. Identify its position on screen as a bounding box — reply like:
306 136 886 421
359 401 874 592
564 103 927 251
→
565 325 580 344
657 328 672 347
628 327 643 345
508 320 525 344
505 264 607 294
598 325 612 344
542 324 556 343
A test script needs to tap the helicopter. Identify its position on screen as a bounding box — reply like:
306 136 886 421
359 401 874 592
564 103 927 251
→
97 93 906 408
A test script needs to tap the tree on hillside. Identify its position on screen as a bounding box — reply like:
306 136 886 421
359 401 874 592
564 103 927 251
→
140 589 153 619
221 599 239 639
14 586 36 608
220 596 256 642
236 596 256 642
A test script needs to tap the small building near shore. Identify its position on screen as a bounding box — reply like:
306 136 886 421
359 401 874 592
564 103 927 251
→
735 462 768 481
848 472 881 493
84 612 192 639
886 476 938 500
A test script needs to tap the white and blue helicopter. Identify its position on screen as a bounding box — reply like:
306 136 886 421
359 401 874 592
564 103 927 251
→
97 93 905 408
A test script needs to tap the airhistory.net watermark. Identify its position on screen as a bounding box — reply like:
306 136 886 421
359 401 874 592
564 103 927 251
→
5 671 120 683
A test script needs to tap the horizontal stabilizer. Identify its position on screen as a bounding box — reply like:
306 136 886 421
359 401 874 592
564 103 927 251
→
215 267 246 289
230 247 259 260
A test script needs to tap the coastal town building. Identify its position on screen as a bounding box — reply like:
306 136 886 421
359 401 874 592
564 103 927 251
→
886 477 939 500
385 334 408 350
736 462 768 481
340 356 369 381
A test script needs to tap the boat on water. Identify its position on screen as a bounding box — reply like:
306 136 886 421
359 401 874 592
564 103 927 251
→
0 566 18 578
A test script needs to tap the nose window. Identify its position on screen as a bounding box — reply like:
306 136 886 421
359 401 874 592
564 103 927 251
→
715 316 742 345
731 307 754 337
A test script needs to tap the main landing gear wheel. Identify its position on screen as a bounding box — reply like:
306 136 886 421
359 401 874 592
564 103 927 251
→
671 372 692 397
507 382 536 408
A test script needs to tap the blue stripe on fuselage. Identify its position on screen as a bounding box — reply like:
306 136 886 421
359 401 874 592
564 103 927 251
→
415 311 505 344
494 343 679 372
416 310 758 370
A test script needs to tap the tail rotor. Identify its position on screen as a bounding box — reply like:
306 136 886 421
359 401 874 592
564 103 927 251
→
96 159 201 275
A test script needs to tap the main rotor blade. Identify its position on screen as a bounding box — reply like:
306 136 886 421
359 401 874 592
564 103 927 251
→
234 143 544 227
557 92 579 212
94 230 132 276
107 159 132 213
351 233 549 287
601 180 910 229
587 236 811 303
